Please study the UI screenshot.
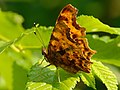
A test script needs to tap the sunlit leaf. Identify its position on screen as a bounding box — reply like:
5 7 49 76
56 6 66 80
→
0 40 12 54
80 72 96 89
0 10 24 41
27 62 80 90
15 26 53 49
92 60 118 90
0 52 13 90
0 49 31 90
0 33 24 54
87 35 120 67
77 15 120 35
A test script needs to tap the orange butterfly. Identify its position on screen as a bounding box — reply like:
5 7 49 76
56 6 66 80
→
38 4 96 74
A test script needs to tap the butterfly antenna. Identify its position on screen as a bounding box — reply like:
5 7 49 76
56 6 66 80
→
34 23 46 48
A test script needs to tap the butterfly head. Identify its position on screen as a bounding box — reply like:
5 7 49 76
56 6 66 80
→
42 47 48 58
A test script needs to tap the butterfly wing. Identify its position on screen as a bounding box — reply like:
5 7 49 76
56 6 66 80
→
45 4 96 73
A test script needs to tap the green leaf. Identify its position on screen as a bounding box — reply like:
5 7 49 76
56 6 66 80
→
15 26 53 49
77 15 120 35
12 62 28 90
76 15 120 67
0 49 31 90
87 35 120 67
26 82 52 90
0 10 33 90
7 48 32 70
91 35 115 43
0 33 24 54
0 10 24 41
92 60 118 90
0 52 14 90
27 62 80 90
0 40 13 54
80 72 96 89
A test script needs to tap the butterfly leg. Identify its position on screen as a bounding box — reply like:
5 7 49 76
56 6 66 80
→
43 64 51 69
39 57 45 65
38 64 51 74
38 56 52 71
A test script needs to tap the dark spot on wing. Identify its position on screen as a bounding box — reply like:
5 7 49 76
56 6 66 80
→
72 34 77 39
62 6 73 13
72 17 80 30
58 15 68 23
57 48 66 55
66 28 75 43
51 34 59 41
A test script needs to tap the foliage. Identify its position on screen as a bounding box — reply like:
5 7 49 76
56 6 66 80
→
0 10 119 90
77 15 120 67
92 60 118 90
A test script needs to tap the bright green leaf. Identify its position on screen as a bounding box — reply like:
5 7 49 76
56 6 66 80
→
0 52 14 90
91 35 115 43
0 49 31 90
0 40 13 54
87 35 120 67
12 61 28 90
0 33 24 54
77 15 120 35
8 48 32 70
80 72 96 89
92 60 118 90
27 62 80 90
0 10 24 41
15 26 53 49
26 82 52 90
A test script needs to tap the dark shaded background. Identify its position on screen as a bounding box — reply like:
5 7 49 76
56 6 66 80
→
0 0 120 28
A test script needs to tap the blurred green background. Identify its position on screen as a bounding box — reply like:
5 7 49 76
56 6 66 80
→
0 0 120 90
0 0 120 28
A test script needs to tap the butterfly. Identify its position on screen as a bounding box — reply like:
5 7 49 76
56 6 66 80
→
39 4 96 74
